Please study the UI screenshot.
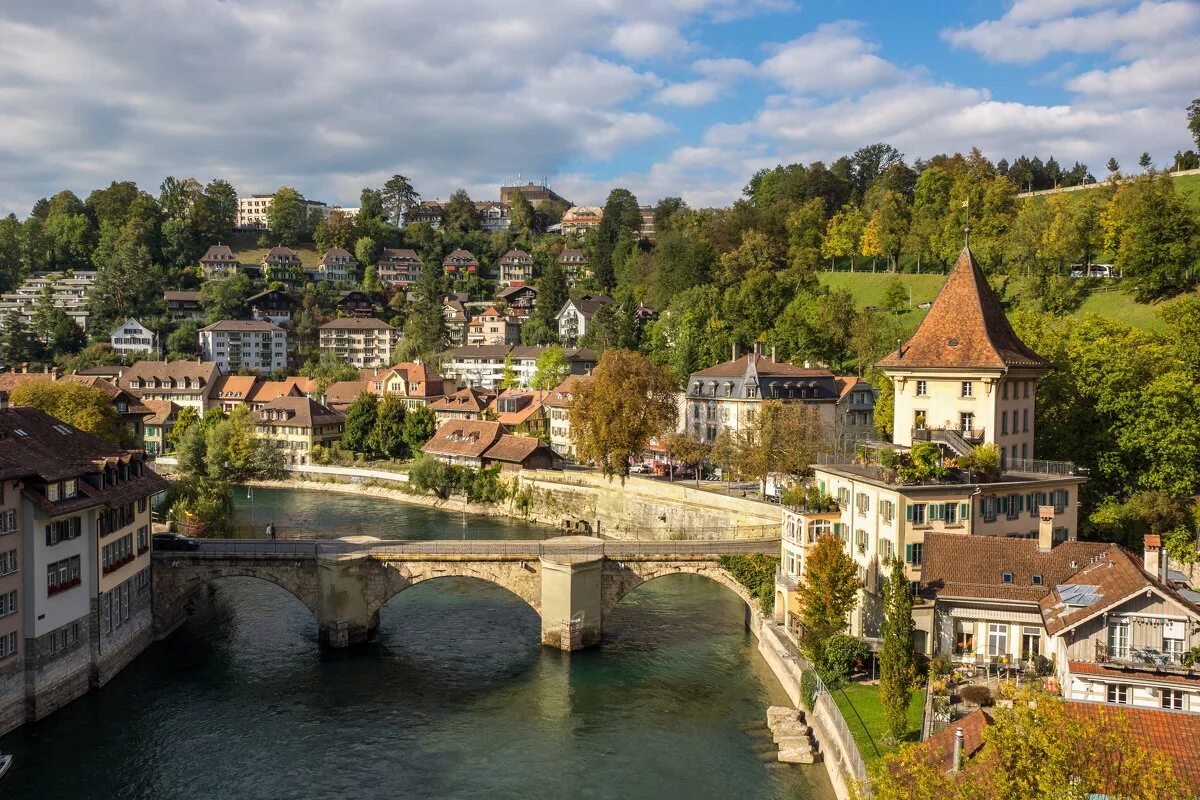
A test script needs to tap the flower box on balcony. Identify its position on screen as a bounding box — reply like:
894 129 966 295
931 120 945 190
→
48 577 81 597
103 553 136 575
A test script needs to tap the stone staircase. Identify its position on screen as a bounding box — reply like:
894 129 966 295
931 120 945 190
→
767 705 820 764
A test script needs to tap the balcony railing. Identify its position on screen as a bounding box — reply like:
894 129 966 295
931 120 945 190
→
775 565 799 591
1094 641 1194 672
1003 457 1079 476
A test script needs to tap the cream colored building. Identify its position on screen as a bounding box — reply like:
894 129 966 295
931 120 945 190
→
251 396 344 464
318 318 398 369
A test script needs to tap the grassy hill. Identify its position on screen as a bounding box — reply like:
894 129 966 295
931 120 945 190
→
818 272 1191 333
228 231 322 269
1021 171 1200 209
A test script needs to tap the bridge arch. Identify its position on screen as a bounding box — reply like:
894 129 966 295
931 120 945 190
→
153 562 321 636
367 560 542 621
600 560 755 621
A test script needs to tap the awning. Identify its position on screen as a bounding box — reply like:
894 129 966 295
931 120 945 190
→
948 607 1044 625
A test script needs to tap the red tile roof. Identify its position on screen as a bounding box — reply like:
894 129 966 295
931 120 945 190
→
691 354 832 379
1064 702 1200 795
251 396 343 428
212 375 259 400
922 708 990 773
877 247 1049 371
921 533 1110 603
1067 660 1200 687
423 420 504 459
430 387 495 414
483 433 553 465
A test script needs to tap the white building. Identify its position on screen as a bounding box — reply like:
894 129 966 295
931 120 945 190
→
555 295 614 344
317 248 357 283
108 318 157 357
236 194 332 230
199 320 288 374
318 318 399 369
443 345 597 391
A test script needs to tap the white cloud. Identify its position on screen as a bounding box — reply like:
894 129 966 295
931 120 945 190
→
654 80 723 106
760 21 901 94
610 22 691 60
942 0 1200 64
693 57 758 80
1066 47 1200 103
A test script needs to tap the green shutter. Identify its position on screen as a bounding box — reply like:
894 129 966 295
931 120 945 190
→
905 503 913 522
905 543 913 563
960 502 969 520
1062 490 1070 506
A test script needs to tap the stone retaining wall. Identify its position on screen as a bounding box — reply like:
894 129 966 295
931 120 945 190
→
0 655 23 736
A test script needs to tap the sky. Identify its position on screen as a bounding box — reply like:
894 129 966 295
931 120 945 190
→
0 0 1197 215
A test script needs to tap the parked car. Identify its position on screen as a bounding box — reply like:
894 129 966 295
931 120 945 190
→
629 463 652 474
152 532 201 552
917 301 932 309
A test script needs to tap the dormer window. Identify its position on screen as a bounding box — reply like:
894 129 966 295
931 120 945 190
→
1002 572 1013 583
47 483 61 502
1031 574 1043 586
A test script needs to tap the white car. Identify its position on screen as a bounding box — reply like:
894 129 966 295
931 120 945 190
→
629 463 652 474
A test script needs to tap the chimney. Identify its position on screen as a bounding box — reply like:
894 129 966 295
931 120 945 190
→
1160 542 1170 584
732 342 741 361
1143 534 1162 574
952 727 964 773
754 342 765 357
770 345 776 362
1038 506 1055 552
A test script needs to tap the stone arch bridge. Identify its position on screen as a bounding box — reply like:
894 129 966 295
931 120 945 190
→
152 536 777 649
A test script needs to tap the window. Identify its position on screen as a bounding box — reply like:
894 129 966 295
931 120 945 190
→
1002 571 1014 583
47 555 81 596
1163 621 1186 662
987 623 1009 657
880 539 894 561
855 492 870 516
1161 689 1185 711
960 412 975 435
1001 411 1008 435
1107 684 1130 705
955 626 974 655
855 528 868 553
1021 627 1041 660
0 631 16 660
1031 574 1043 586
0 549 15 576
905 542 923 566
1002 382 1009 400
63 479 77 498
1107 620 1130 659
1024 381 1030 399
45 517 82 546
915 380 928 397
961 381 973 398
880 499 895 524
906 503 927 525
47 482 60 502
0 590 16 616
1022 409 1029 432
913 410 926 430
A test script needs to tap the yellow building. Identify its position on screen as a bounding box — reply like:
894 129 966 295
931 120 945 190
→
251 396 345 465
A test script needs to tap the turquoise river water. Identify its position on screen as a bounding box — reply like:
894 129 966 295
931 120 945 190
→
0 487 834 800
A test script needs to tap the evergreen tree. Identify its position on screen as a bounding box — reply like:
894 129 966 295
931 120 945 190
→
508 189 535 234
368 396 407 457
1139 152 1153 171
879 556 916 744
341 393 378 454
444 189 480 233
381 175 419 224
30 286 85 359
0 214 23 293
794 534 862 666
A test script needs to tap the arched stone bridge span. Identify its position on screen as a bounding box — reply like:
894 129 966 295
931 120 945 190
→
152 536 776 649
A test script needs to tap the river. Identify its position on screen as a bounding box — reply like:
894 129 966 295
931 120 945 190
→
0 487 834 800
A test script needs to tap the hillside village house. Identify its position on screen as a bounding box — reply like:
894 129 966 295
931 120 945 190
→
336 290 375 318
62 376 153 447
364 362 445 409
199 320 288 375
442 249 479 276
198 244 239 277
560 206 603 237
556 295 615 344
475 201 511 233
322 380 368 413
405 200 444 228
443 345 598 391
422 419 555 471
834 377 877 441
247 377 316 410
497 249 533 286
119 361 219 413
376 248 422 287
684 347 850 445
466 306 520 346
235 194 330 230
317 248 357 283
429 387 496 424
141 400 181 457
210 375 259 413
251 396 344 465
164 291 203 321
775 247 1087 644
443 299 470 345
318 318 398 369
544 375 585 459
247 289 297 324
261 246 303 285
488 389 551 438
0 403 166 736
108 318 157 357
556 248 590 284
497 285 538 322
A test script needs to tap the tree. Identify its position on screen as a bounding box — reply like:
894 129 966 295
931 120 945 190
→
711 400 828 492
401 405 437 457
444 189 480 233
663 430 710 484
822 205 866 270
402 262 446 359
88 217 166 336
592 188 641 289
1188 97 1200 150
1105 157 1120 175
368 396 408 458
10 381 119 443
267 187 309 244
358 188 385 223
570 349 678 479
1 314 39 367
355 236 380 270
508 189 535 234
794 534 861 665
881 277 908 313
1102 173 1198 300
198 271 253 324
879 556 916 745
1139 151 1153 171
299 352 360 398
381 175 419 224
498 354 519 389
30 287 85 359
531 258 568 336
341 393 378 454
165 320 200 360
530 345 570 389
868 687 1190 800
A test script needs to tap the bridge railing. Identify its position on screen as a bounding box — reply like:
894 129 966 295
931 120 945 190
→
172 537 781 558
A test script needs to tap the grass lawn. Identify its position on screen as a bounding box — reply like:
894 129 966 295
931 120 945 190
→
229 231 322 269
832 681 925 764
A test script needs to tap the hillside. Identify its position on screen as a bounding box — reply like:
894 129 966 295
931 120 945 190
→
228 231 322 269
1018 170 1200 209
818 272 1191 332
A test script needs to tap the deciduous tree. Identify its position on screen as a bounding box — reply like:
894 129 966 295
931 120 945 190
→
341 393 378 454
10 381 119 443
795 534 861 663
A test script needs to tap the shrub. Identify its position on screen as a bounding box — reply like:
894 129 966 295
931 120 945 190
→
1031 653 1055 677
717 553 778 614
930 677 949 695
929 653 953 678
800 670 818 711
821 633 869 688
959 684 992 706
878 446 897 470
957 443 1001 479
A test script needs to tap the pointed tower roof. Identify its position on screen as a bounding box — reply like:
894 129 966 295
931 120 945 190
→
876 248 1049 371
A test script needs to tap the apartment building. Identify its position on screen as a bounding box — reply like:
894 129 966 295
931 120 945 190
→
109 318 157 357
543 375 585 460
443 299 470 345
119 361 220 413
442 345 598 390
199 320 288 375
422 420 555 470
317 247 357 283
236 194 330 230
475 201 510 233
560 206 603 237
0 404 165 734
376 248 422 287
466 307 520 346
362 362 445 410
251 396 344 464
141 400 181 457
405 200 444 228
497 249 533 286
488 389 551 438
318 318 399 369
499 182 570 207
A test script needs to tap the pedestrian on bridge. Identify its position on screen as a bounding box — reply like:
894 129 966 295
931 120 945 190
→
266 522 276 540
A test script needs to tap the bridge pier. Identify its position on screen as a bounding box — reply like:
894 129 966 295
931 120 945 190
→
539 555 603 651
317 551 379 648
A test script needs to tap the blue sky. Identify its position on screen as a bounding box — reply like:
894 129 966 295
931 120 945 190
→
0 0 1196 214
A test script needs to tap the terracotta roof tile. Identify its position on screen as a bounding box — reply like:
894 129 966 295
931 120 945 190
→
1064 702 1200 795
323 381 368 410
483 434 553 464
921 533 1109 603
692 354 832 380
877 247 1049 371
141 399 181 426
251 396 343 428
423 420 503 459
922 708 990 773
430 387 495 413
212 375 259 400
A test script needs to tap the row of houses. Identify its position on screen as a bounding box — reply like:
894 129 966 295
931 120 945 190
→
0 271 97 331
773 246 1200 730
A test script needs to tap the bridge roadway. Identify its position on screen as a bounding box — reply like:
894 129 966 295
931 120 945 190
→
153 536 778 650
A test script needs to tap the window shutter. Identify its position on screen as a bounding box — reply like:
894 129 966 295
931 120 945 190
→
905 503 913 522
905 543 913 563
1062 490 1070 506
960 502 969 520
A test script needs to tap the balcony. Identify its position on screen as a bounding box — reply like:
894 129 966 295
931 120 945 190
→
775 565 800 591
1094 641 1197 675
